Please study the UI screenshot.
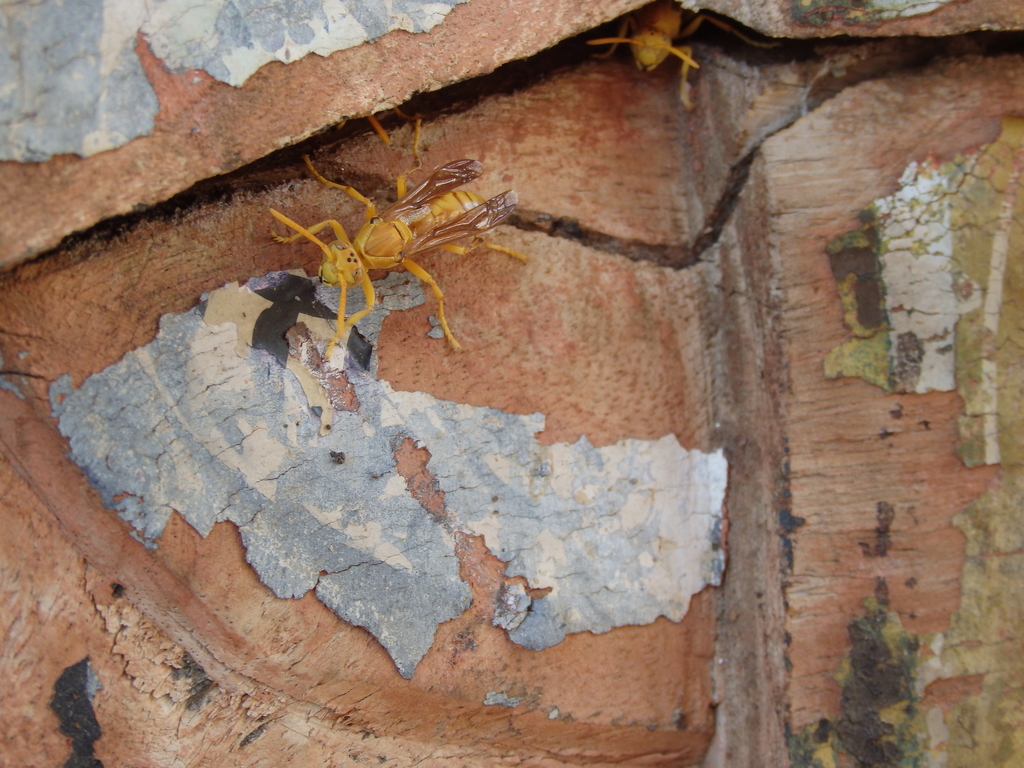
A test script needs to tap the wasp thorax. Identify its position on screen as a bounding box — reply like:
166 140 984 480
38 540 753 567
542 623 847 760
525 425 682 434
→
362 221 409 261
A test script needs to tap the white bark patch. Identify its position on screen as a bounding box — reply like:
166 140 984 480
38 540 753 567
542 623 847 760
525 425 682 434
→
53 271 726 675
873 159 981 394
2 0 468 159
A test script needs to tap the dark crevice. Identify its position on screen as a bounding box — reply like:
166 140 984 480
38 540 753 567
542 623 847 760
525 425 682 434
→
507 209 695 269
689 147 760 262
20 32 606 265
14 24 1024 276
0 369 47 379
505 140 754 269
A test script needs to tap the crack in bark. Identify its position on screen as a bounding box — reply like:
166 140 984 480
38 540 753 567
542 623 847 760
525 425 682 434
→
507 209 696 269
505 144 757 269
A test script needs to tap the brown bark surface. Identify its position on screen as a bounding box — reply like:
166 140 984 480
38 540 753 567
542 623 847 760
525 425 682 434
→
0 57 718 767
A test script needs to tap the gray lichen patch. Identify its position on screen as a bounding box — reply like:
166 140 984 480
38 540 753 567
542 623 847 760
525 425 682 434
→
0 0 160 161
483 691 523 707
53 272 726 677
143 0 469 87
2 0 468 160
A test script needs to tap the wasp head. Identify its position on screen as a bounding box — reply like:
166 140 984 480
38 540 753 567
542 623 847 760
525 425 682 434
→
631 30 673 70
320 241 364 288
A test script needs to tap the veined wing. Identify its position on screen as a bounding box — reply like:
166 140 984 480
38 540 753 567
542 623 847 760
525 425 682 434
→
401 191 518 257
380 159 483 221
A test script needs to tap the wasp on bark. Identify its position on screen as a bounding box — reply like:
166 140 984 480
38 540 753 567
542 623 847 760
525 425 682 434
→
589 0 777 107
271 157 526 356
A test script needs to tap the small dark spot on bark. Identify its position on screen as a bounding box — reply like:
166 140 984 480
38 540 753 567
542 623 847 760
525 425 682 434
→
874 577 890 606
346 326 373 370
779 508 805 532
50 657 103 768
240 723 267 747
330 450 346 465
172 653 217 711
171 652 207 683
185 680 217 711
110 583 124 598
889 403 903 419
782 534 795 570
814 718 831 743
859 502 895 557
905 577 917 588
893 331 924 392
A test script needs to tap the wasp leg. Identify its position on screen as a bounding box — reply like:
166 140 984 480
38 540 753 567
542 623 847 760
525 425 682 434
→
482 241 529 263
673 45 697 108
392 107 423 169
589 14 635 58
327 269 377 359
441 240 529 263
302 156 378 222
365 109 422 168
679 13 778 48
402 259 461 351
366 114 392 145
326 277 348 360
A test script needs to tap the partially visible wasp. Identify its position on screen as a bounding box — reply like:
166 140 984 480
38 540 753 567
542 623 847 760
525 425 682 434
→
271 157 526 356
588 0 777 108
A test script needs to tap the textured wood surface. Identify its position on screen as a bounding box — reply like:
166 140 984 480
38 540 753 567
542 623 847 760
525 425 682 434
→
3 2 1024 766
761 56 1024 767
0 57 719 767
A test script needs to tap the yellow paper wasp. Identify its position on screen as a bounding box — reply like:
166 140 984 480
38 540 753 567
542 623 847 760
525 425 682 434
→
271 157 526 356
589 0 777 107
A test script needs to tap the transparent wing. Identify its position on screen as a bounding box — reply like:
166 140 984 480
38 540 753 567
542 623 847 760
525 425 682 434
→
402 191 518 257
380 159 483 221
